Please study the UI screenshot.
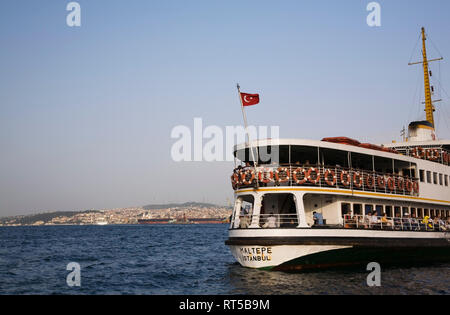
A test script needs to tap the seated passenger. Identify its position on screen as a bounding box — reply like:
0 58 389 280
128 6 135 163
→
403 213 412 230
370 210 379 226
422 215 433 230
239 215 250 229
381 213 393 228
263 213 277 228
435 215 445 230
410 213 420 230
445 218 450 231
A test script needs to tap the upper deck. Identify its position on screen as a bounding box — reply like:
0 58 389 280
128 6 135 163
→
231 138 450 205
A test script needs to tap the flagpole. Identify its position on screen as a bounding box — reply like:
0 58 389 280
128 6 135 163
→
237 83 259 187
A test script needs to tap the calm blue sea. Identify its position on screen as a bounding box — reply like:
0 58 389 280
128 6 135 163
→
0 225 448 295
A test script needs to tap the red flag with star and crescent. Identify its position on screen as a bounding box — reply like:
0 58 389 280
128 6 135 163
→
240 93 260 107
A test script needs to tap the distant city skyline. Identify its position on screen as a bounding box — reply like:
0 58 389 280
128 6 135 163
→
1 1 450 216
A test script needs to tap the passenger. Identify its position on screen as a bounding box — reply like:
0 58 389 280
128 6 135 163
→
239 215 250 229
410 213 420 231
313 211 324 226
403 213 412 231
422 216 433 230
393 213 402 230
358 215 366 228
381 213 393 228
364 212 372 229
445 218 450 231
436 215 445 230
263 213 277 228
370 210 379 226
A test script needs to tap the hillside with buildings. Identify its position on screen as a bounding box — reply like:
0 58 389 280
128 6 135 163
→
0 203 232 226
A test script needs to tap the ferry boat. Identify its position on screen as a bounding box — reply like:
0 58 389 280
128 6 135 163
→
226 28 450 271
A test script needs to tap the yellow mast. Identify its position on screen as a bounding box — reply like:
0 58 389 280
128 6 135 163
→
421 27 435 127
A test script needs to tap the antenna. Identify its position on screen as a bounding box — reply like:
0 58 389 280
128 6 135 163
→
400 126 406 142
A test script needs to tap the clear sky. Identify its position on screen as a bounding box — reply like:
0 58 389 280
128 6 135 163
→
1 0 450 216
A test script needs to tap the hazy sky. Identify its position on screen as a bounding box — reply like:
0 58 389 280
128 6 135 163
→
1 0 450 216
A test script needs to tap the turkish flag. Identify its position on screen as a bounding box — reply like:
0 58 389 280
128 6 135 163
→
240 93 259 107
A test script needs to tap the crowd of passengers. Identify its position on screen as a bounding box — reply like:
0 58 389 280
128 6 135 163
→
337 211 450 231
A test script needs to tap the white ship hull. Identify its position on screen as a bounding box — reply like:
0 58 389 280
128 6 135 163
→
227 229 450 270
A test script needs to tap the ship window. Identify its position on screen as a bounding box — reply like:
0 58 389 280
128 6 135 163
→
394 206 401 217
233 195 255 229
374 156 393 173
260 193 297 227
402 207 409 216
376 205 383 216
353 204 362 215
417 208 423 218
351 152 373 172
419 170 425 182
341 203 351 217
445 175 448 186
291 146 319 166
433 172 438 185
320 148 349 168
252 145 290 165
394 160 410 175
385 206 393 217
364 204 373 215
439 174 443 185
426 171 432 183
235 148 259 165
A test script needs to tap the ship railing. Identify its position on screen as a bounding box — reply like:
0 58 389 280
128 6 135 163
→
342 214 448 232
232 164 419 197
402 147 450 166
232 213 298 229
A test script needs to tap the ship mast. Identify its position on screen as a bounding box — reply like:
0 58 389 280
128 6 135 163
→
408 27 443 130
421 27 435 127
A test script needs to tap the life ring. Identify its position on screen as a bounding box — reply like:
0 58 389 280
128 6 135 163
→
231 174 238 190
274 167 290 183
307 167 321 185
241 169 255 185
340 171 351 187
258 168 273 184
412 147 425 159
377 176 386 189
434 149 440 161
405 179 413 193
386 177 395 191
397 177 405 191
292 168 307 185
233 172 241 186
426 149 439 161
324 169 337 186
412 181 419 194
366 175 375 189
353 172 362 188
